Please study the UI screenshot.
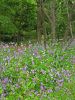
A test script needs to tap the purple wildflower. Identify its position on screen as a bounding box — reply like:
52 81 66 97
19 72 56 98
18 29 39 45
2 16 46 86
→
31 69 35 74
8 49 10 53
22 67 27 71
4 56 10 64
2 84 6 90
15 84 20 88
2 93 7 97
62 69 71 77
33 49 38 56
47 89 53 93
56 79 64 83
56 79 64 87
56 71 62 78
14 51 17 58
2 77 8 84
40 83 46 91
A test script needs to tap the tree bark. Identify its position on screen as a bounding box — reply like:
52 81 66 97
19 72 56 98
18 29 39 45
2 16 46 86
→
50 0 56 42
37 0 43 43
66 1 73 38
37 0 47 48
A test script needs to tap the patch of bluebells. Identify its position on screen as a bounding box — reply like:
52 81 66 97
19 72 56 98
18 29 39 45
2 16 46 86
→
0 42 75 99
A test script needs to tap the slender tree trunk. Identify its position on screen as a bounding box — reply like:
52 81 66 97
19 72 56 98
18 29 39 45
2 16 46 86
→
66 1 73 38
50 0 56 42
42 1 47 49
37 0 43 43
43 21 47 49
37 0 47 48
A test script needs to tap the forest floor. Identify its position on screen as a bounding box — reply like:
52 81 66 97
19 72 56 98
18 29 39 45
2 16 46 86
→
69 39 75 48
0 41 75 99
68 39 75 64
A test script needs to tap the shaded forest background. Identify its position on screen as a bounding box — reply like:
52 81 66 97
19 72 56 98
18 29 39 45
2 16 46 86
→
0 0 75 44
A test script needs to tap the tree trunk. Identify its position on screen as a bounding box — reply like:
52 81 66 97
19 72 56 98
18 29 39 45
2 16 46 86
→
66 1 73 38
37 0 43 43
50 0 56 42
37 0 47 48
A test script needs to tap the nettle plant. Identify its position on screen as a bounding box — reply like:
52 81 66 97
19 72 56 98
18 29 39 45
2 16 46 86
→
0 43 74 99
